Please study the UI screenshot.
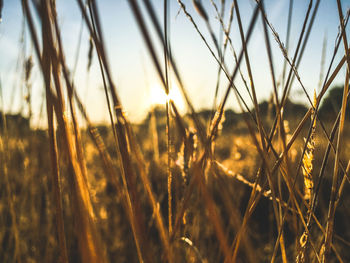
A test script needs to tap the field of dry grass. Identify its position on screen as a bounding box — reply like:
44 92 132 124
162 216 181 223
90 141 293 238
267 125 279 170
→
0 0 350 262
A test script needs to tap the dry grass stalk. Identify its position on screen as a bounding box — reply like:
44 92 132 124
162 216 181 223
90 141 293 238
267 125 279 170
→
124 119 173 262
192 0 221 59
261 3 346 167
215 161 294 212
296 90 317 263
194 157 231 260
206 4 260 145
21 1 67 262
209 0 228 108
3 0 350 262
22 1 108 262
234 14 290 261
322 2 350 259
77 1 152 261
281 0 294 87
233 0 267 154
266 17 350 260
163 0 173 237
210 163 257 263
141 0 206 144
228 100 288 263
129 0 234 258
178 0 256 125
209 0 254 107
302 91 317 202
83 1 176 260
258 0 316 123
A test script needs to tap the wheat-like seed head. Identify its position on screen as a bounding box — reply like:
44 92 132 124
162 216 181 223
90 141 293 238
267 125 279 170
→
302 90 317 201
297 91 317 262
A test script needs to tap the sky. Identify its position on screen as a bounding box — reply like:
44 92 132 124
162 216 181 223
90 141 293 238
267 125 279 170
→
0 0 349 126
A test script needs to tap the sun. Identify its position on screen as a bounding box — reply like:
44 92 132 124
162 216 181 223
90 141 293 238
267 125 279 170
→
149 82 186 112
149 83 167 106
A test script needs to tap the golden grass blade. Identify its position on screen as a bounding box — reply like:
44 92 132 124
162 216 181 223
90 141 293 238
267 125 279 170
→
261 6 350 174
4 1 350 262
278 0 317 104
21 1 68 262
141 0 206 143
127 0 191 145
209 0 227 108
47 7 146 262
296 91 317 263
50 0 89 187
214 161 294 212
46 100 69 263
124 120 172 262
178 0 257 128
288 0 321 96
163 0 173 236
322 2 350 259
207 4 260 142
22 1 108 262
210 163 257 263
281 0 294 87
194 157 231 260
227 102 286 263
76 2 152 261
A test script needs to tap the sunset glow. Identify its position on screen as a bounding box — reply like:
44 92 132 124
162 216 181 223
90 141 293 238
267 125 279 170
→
149 82 186 112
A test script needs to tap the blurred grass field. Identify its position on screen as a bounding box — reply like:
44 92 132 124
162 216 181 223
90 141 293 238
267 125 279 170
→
1 0 350 262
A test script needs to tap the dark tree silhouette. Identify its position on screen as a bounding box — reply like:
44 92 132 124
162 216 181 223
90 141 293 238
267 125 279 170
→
319 85 350 120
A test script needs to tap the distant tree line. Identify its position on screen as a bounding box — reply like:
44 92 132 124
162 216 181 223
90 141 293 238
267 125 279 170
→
319 85 350 119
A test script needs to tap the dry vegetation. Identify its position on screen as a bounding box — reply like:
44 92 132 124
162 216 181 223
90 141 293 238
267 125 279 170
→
0 0 350 262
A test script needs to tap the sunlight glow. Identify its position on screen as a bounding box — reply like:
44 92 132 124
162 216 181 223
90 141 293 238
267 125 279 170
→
149 82 186 112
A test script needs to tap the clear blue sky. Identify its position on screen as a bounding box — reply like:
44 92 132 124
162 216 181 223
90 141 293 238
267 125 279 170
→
0 0 349 125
